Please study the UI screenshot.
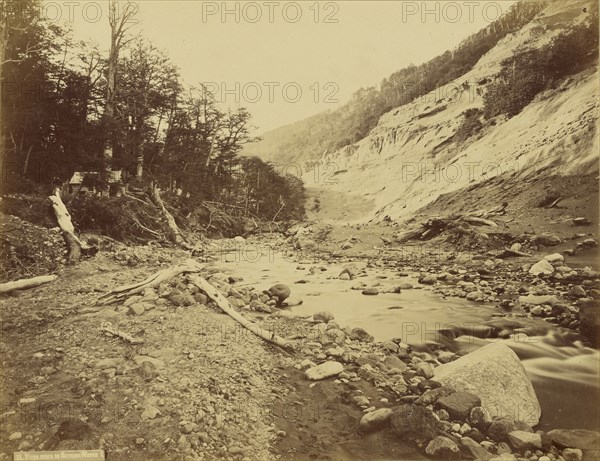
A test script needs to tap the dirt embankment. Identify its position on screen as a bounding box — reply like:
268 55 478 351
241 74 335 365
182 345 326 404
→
0 249 283 461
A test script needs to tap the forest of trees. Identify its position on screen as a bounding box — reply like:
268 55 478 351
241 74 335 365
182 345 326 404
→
483 11 599 119
245 0 550 164
0 0 305 222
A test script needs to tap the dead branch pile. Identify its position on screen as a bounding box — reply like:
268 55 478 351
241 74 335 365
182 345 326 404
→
0 213 63 282
196 201 245 237
394 206 513 250
70 194 174 243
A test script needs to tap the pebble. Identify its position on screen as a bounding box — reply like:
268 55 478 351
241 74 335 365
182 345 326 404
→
313 311 334 323
141 405 161 420
416 362 434 379
359 408 393 432
305 361 344 380
562 448 582 461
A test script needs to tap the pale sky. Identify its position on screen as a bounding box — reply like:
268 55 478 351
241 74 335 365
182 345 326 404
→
45 0 516 134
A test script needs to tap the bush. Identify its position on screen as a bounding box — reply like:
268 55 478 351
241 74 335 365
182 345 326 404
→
454 108 483 144
484 16 599 119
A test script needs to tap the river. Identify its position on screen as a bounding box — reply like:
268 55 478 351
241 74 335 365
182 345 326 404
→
212 242 600 432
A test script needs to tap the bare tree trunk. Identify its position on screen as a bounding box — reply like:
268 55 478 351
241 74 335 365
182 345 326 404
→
0 3 7 166
103 38 117 177
49 187 82 264
136 154 144 178
21 146 32 176
103 0 137 182
148 185 189 248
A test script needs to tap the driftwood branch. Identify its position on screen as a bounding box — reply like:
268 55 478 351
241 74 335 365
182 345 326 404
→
472 202 508 218
188 274 295 352
546 197 562 209
96 259 203 305
100 321 144 344
498 247 531 258
0 275 58 294
463 216 498 227
96 259 294 352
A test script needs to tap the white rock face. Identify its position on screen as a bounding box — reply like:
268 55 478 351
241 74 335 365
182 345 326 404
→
529 259 555 276
305 361 344 381
434 343 541 426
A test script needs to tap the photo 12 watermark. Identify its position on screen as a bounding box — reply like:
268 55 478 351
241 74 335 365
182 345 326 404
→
200 1 340 24
8 1 140 24
401 1 507 24
201 81 339 105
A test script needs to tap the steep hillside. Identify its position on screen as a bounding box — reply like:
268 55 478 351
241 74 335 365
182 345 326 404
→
243 1 549 165
300 0 598 222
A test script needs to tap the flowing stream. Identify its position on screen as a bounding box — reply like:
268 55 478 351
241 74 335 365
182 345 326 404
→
212 245 600 431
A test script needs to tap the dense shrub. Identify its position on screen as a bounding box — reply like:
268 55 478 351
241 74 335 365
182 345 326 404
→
483 14 599 119
454 108 484 144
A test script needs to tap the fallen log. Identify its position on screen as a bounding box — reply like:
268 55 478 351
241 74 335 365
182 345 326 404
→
96 259 203 305
188 274 294 352
0 274 58 294
49 188 82 264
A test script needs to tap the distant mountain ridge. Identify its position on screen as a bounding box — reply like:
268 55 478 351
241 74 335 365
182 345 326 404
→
244 0 599 223
243 0 549 165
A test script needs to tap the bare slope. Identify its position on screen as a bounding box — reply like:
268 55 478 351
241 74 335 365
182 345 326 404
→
304 0 598 222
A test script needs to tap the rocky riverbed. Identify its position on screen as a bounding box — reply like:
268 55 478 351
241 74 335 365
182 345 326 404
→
0 224 599 461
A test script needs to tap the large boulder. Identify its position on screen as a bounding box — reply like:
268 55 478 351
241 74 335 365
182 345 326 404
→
535 233 561 246
461 436 493 460
487 417 532 442
313 311 334 323
349 327 374 343
433 343 541 426
546 429 600 451
579 300 600 346
390 404 438 445
508 430 542 450
268 284 291 305
529 259 555 276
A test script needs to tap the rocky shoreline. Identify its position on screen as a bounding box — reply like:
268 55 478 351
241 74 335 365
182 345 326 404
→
0 229 599 461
